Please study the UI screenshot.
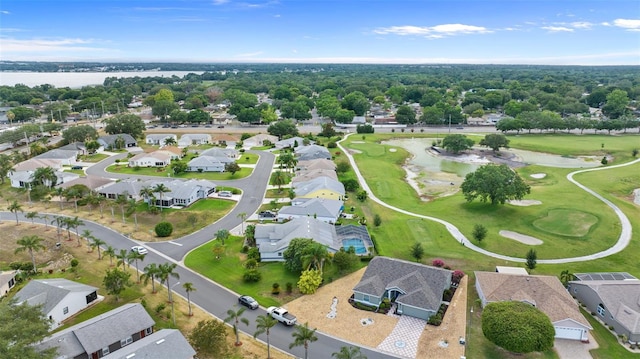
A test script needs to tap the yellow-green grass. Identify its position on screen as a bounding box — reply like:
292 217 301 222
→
106 164 252 180
79 153 109 162
345 139 621 259
236 152 259 164
533 209 598 237
583 308 638 359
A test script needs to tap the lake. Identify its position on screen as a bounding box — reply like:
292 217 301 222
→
0 71 204 88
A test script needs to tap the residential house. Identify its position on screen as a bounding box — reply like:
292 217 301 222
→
157 145 183 160
128 151 171 168
8 168 79 189
97 179 145 200
294 144 332 161
97 134 138 150
12 158 64 172
58 175 115 192
292 168 338 183
145 133 177 146
277 198 343 224
296 159 337 172
14 278 99 329
475 271 592 341
35 303 156 359
58 142 88 155
101 329 196 359
352 257 452 321
352 116 367 124
293 176 345 200
178 133 211 147
34 149 80 165
0 270 17 297
255 217 371 261
275 136 309 149
243 133 278 148
199 147 238 160
212 134 240 148
142 179 217 208
568 272 640 342
187 147 236 172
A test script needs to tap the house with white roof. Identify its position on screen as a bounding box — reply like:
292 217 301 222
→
243 133 278 148
128 151 172 168
292 168 338 183
145 133 177 146
14 278 99 329
178 133 211 147
275 136 310 149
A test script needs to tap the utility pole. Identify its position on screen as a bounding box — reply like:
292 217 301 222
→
448 114 451 133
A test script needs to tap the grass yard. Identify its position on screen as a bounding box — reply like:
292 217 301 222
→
184 235 367 308
583 308 638 359
106 163 252 180
236 152 259 164
79 153 109 162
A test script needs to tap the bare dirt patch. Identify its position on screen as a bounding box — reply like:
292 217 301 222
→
530 173 547 179
508 199 542 206
404 165 461 201
499 230 543 245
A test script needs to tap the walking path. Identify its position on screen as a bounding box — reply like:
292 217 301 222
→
338 134 639 264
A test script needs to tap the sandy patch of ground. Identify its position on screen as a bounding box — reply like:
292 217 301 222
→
508 199 542 206
499 230 543 245
284 268 469 359
389 148 397 152
403 165 461 201
351 141 365 144
531 173 547 179
634 189 640 205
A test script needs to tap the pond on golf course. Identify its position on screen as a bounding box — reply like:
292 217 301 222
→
383 138 602 200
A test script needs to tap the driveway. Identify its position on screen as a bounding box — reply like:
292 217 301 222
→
554 332 598 359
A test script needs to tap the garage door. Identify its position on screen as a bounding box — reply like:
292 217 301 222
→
555 326 583 340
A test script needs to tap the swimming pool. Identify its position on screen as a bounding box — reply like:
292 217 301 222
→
342 239 367 255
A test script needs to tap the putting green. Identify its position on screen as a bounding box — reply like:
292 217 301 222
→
533 208 599 237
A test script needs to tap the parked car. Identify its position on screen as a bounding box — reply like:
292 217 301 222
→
266 306 297 326
218 191 233 198
131 246 148 255
217 125 225 128
238 295 259 309
71 165 83 170
204 124 212 128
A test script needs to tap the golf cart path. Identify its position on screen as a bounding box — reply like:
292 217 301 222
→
338 134 638 264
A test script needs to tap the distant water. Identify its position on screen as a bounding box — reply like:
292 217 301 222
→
0 71 204 88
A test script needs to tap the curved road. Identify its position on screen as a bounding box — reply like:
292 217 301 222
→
337 133 638 264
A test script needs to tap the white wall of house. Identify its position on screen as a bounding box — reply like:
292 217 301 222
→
48 291 95 329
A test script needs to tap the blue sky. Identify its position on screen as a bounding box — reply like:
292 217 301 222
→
1 0 639 65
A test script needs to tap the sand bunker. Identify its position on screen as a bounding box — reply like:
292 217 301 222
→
351 141 365 144
499 230 543 245
389 148 397 152
508 200 542 206
530 173 547 179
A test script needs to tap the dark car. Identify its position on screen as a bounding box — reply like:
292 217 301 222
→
217 125 225 128
238 295 259 309
71 165 83 170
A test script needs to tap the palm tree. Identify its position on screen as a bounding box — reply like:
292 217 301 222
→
104 245 116 266
32 166 57 188
90 237 106 259
183 282 196 316
68 216 84 243
272 170 287 193
254 314 278 358
127 198 138 230
84 192 99 214
225 306 249 346
64 187 84 212
139 186 155 210
289 322 318 359
142 263 161 293
95 195 107 218
127 251 146 283
7 200 23 224
54 187 65 209
302 242 330 273
237 212 247 235
116 249 129 270
25 211 38 226
115 192 129 224
158 262 180 302
52 216 64 241
560 269 575 287
215 229 230 245
15 235 46 272
152 183 171 212
164 137 177 146
81 229 94 248
332 346 367 359
41 214 50 230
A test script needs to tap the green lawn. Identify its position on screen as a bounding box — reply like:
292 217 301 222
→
79 153 110 162
236 153 259 164
584 308 638 359
106 164 252 180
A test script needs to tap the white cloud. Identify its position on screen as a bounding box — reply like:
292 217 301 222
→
542 26 574 32
570 21 593 29
374 23 490 38
274 14 280 18
0 38 108 53
613 19 640 31
601 22 611 26
212 0 229 5
1 10 10 14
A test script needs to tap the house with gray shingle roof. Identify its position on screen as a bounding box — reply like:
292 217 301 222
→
293 176 345 200
128 151 171 168
296 159 337 172
568 273 640 342
58 175 115 191
102 329 195 359
35 303 156 359
99 179 216 207
255 217 341 261
294 144 331 161
8 168 79 189
35 149 79 165
14 278 99 329
275 136 309 149
97 178 145 200
292 168 338 183
98 134 137 149
277 198 343 224
476 271 592 341
353 257 452 321
187 148 236 172
243 133 278 148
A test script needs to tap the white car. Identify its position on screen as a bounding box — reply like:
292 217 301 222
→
131 246 148 255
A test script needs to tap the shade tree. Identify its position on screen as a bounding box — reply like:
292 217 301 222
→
461 164 531 205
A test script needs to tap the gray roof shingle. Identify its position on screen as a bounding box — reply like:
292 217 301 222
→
101 329 195 359
14 279 97 316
